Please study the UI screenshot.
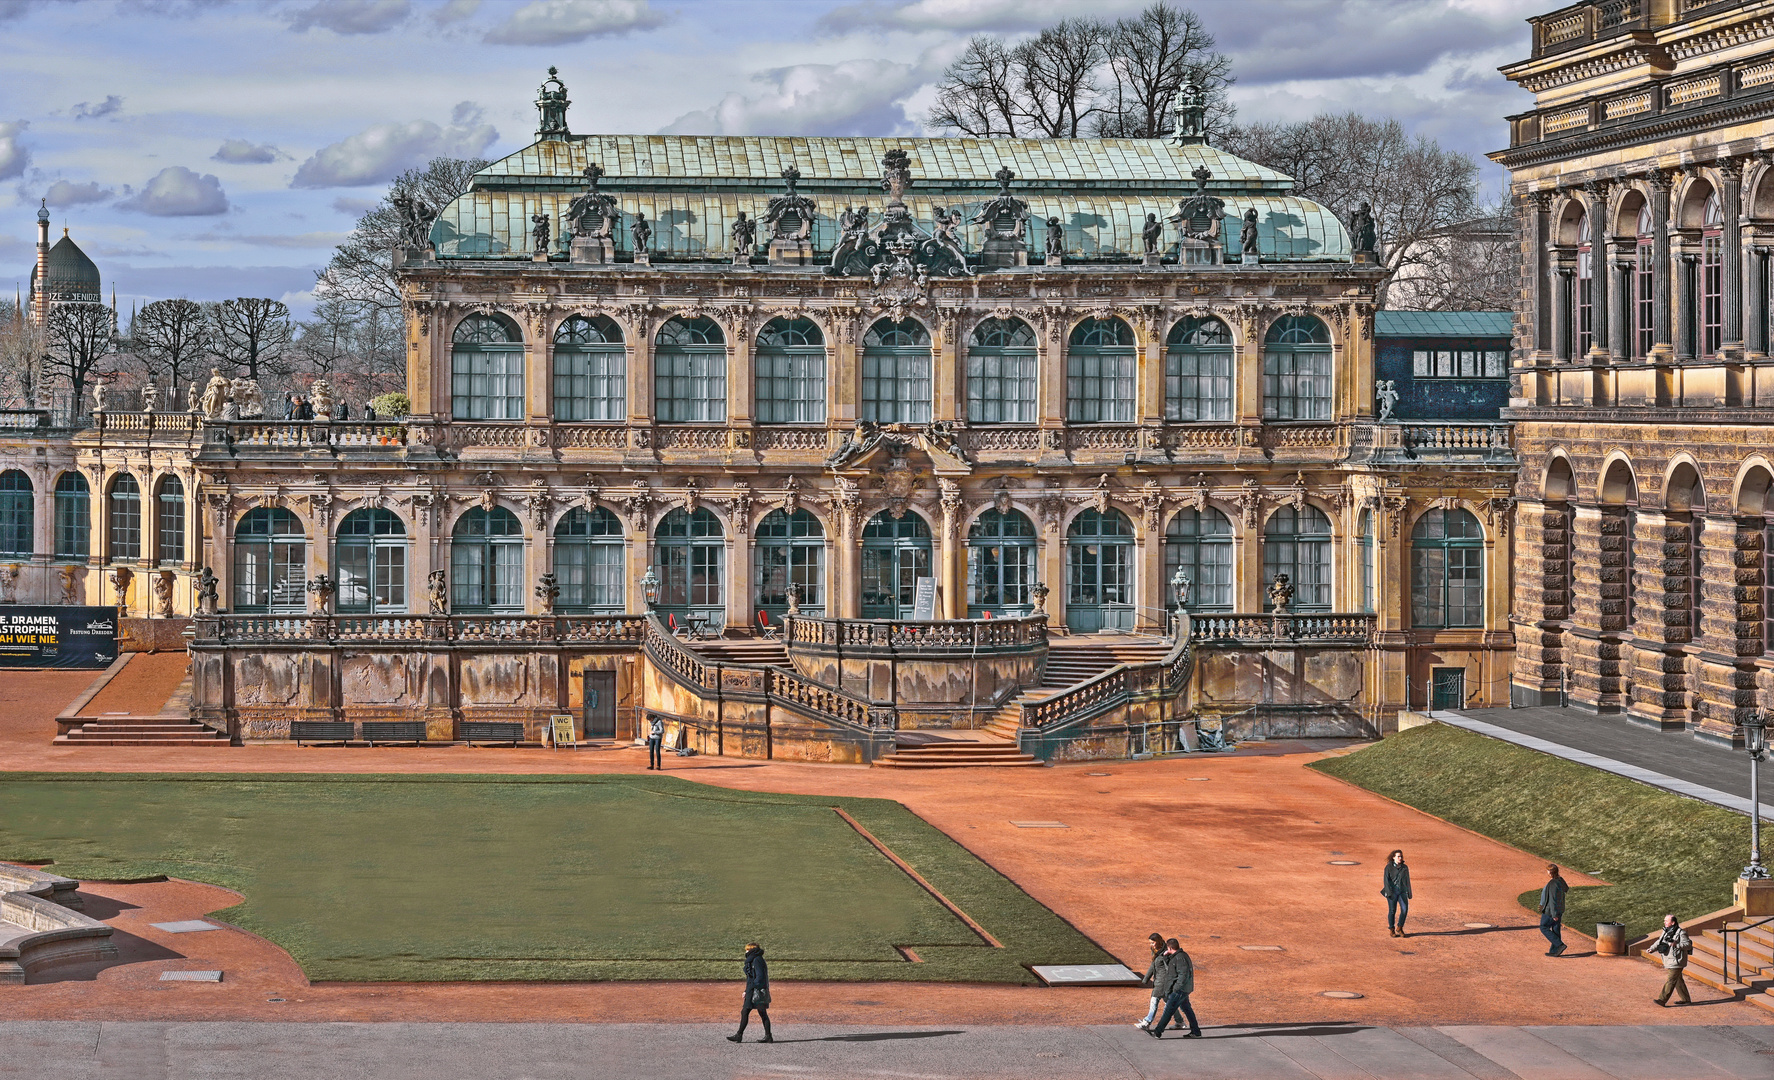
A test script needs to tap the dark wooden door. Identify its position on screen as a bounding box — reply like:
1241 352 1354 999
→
584 670 617 738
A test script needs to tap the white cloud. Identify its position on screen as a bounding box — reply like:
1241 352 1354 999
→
432 0 478 22
118 166 231 216
43 179 115 206
188 229 348 249
291 104 497 188
663 59 931 137
485 0 665 45
72 94 124 120
286 0 410 34
331 196 378 215
0 120 28 180
818 0 1136 34
212 138 283 164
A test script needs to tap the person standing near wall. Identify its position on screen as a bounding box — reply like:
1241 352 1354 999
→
727 942 772 1043
647 715 664 770
1539 864 1568 956
1382 849 1412 937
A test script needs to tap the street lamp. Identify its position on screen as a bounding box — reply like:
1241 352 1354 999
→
1745 712 1770 881
640 566 660 612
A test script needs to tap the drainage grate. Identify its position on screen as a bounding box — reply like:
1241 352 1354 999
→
1321 991 1363 999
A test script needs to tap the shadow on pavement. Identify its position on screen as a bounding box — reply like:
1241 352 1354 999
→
1201 1024 1371 1040
772 1030 967 1043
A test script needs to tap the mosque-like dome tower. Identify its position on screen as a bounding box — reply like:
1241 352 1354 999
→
27 199 101 324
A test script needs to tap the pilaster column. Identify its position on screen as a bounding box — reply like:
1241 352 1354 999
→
1586 181 1612 359
1611 253 1635 361
1138 524 1163 633
1041 516 1064 629
939 484 963 620
1532 191 1553 355
1552 264 1574 362
726 529 752 632
1651 171 1674 356
1753 247 1772 357
1722 159 1745 354
1676 249 1698 362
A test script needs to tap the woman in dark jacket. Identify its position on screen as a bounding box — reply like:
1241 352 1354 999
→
1382 849 1413 937
727 942 772 1043
1137 932 1166 1029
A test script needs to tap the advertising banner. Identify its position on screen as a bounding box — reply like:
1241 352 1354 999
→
0 606 119 669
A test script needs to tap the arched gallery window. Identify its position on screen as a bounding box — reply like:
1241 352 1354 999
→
451 507 525 612
1163 507 1233 612
966 318 1037 424
108 474 142 561
54 473 88 560
655 316 727 423
861 511 931 619
1575 211 1593 358
1702 193 1723 359
1635 203 1655 359
1067 317 1136 424
336 508 407 614
0 470 31 557
156 476 185 566
1066 508 1135 632
861 318 932 425
1358 509 1375 614
1411 508 1484 629
554 507 625 614
655 508 725 626
967 508 1037 616
451 314 525 421
1263 505 1332 612
1262 316 1332 421
1165 317 1234 422
234 507 305 614
755 508 824 621
553 315 625 421
755 317 826 424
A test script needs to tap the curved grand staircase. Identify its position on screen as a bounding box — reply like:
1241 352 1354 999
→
982 635 1173 741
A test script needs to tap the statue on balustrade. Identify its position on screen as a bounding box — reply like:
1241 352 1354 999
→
427 570 448 614
141 377 159 413
731 211 757 258
1142 213 1164 255
565 163 618 239
530 212 551 255
310 378 335 421
1045 216 1066 260
200 368 231 419
90 378 107 413
1240 208 1260 258
1167 166 1224 261
196 566 218 615
971 165 1029 267
1376 380 1399 422
629 211 652 255
1350 202 1377 255
392 192 437 251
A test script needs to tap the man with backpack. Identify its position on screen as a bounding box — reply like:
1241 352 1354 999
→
1147 938 1201 1039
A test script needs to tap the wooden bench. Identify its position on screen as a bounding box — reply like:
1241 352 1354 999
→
289 721 354 746
460 721 525 746
361 721 426 746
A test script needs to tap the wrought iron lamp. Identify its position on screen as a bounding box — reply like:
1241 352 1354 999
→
640 566 660 611
1745 712 1770 880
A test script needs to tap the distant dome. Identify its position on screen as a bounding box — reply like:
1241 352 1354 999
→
29 231 102 305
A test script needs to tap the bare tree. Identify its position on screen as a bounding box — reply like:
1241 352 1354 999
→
293 298 356 382
128 298 210 403
1386 203 1518 312
42 302 116 411
315 156 488 316
1016 18 1113 138
210 298 293 382
1095 3 1234 140
0 299 46 409
293 297 408 407
928 37 1022 137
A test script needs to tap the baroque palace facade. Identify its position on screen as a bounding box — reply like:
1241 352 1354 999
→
2 74 1517 745
1495 0 1774 741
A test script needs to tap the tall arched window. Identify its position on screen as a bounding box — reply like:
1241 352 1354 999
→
755 508 824 622
1163 507 1233 612
1358 509 1375 613
54 473 88 560
451 314 525 420
553 507 625 614
967 508 1037 616
1575 212 1593 358
861 511 931 619
1636 203 1655 359
1263 505 1332 612
0 470 32 558
1067 317 1137 423
1702 193 1723 359
553 315 625 421
451 507 525 612
967 318 1037 424
156 476 185 566
1263 316 1332 420
234 507 305 613
336 508 406 614
1066 509 1136 631
755 317 826 424
656 508 725 626
1411 508 1484 628
108 474 141 561
1166 316 1233 422
655 316 727 423
862 318 932 424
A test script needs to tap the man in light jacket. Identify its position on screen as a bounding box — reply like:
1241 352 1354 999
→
1650 913 1692 1006
1539 864 1569 956
1148 938 1202 1039
646 715 665 770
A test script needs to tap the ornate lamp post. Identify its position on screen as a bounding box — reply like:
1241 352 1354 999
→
640 566 660 612
1745 712 1770 881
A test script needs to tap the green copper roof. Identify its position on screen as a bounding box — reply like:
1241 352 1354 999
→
1374 311 1514 338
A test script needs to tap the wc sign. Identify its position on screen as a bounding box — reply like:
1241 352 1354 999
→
0 606 118 669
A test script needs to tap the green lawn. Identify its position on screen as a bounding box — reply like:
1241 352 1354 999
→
0 773 1112 983
1309 723 1750 940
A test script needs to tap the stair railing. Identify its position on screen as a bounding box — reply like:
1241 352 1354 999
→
1725 915 1774 985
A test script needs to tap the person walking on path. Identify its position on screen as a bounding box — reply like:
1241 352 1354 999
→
1147 938 1201 1039
1650 914 1693 1006
1539 864 1569 956
1136 932 1166 1029
646 715 664 770
1382 849 1412 937
727 942 772 1043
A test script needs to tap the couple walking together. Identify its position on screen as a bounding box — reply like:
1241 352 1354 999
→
1383 851 1576 957
1137 934 1201 1038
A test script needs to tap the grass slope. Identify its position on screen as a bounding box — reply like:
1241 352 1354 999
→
0 772 1112 984
1309 724 1748 940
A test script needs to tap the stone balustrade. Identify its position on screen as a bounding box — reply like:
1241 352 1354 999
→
193 612 646 644
1190 612 1376 644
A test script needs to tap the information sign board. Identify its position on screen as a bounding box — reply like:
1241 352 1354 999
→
911 577 937 621
0 606 118 669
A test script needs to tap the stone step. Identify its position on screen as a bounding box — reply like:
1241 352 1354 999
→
874 754 1043 768
52 736 232 747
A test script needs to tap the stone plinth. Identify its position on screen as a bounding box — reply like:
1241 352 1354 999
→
1737 877 1774 917
570 237 614 264
980 238 1027 269
768 239 814 266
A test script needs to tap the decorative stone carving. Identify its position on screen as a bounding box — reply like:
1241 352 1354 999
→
630 212 652 259
526 482 552 528
731 212 757 260
306 573 335 614
310 378 335 421
1137 479 1166 532
1038 492 1066 532
1030 579 1051 614
536 66 570 138
777 476 801 516
530 212 551 257
393 192 437 252
939 478 964 538
972 166 1030 268
1186 474 1210 512
726 481 753 535
232 377 264 420
623 481 653 532
1287 472 1308 512
1267 573 1295 613
59 564 81 606
195 566 217 614
0 563 18 604
1169 77 1207 145
830 476 864 535
828 149 967 280
765 166 817 266
1376 379 1399 421
110 566 133 609
1044 216 1065 263
186 381 202 414
141 377 159 413
427 569 448 614
566 163 618 263
1238 479 1263 530
825 420 882 469
536 573 559 614
1092 474 1114 516
1167 166 1224 265
308 490 333 531
1142 213 1164 256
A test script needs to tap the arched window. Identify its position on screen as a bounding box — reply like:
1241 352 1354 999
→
1163 508 1233 612
1166 317 1233 422
234 507 305 613
755 317 826 424
1358 509 1375 614
451 506 524 612
336 508 406 614
108 474 141 561
1067 317 1136 423
1066 509 1135 631
655 316 727 423
1411 508 1484 628
553 315 625 421
1575 212 1593 358
553 506 625 614
1262 316 1332 421
54 473 88 560
861 511 931 619
451 314 524 421
756 508 824 621
1636 203 1655 359
862 318 932 424
1702 193 1723 359
156 476 184 566
1263 505 1332 612
0 470 31 558
656 508 725 626
967 318 1037 424
967 508 1037 616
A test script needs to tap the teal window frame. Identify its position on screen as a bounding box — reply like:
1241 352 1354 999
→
54 472 88 561
1262 315 1332 421
1263 504 1332 612
862 318 932 425
451 506 525 612
1067 317 1137 424
0 470 31 558
966 318 1037 424
861 510 932 619
451 314 525 421
108 474 141 562
234 506 306 614
755 508 824 616
656 507 726 624
1410 507 1484 629
553 506 626 614
655 316 727 424
1163 507 1233 612
967 508 1037 615
156 475 185 567
1165 317 1234 422
553 315 626 422
755 318 826 425
336 507 407 615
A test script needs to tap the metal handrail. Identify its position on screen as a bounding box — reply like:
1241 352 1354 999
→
1725 914 1774 986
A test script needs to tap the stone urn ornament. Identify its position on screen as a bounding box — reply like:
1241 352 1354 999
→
536 573 560 614
1030 580 1050 615
306 573 335 614
784 581 802 616
141 377 159 413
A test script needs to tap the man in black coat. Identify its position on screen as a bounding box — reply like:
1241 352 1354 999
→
1539 864 1569 956
1148 938 1202 1038
727 942 772 1043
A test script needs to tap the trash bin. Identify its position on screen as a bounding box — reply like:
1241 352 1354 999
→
1596 922 1626 956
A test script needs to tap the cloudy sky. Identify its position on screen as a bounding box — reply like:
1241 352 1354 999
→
1 0 1539 315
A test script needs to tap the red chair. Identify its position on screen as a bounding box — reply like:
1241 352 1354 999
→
758 610 780 641
982 610 993 619
668 612 687 639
